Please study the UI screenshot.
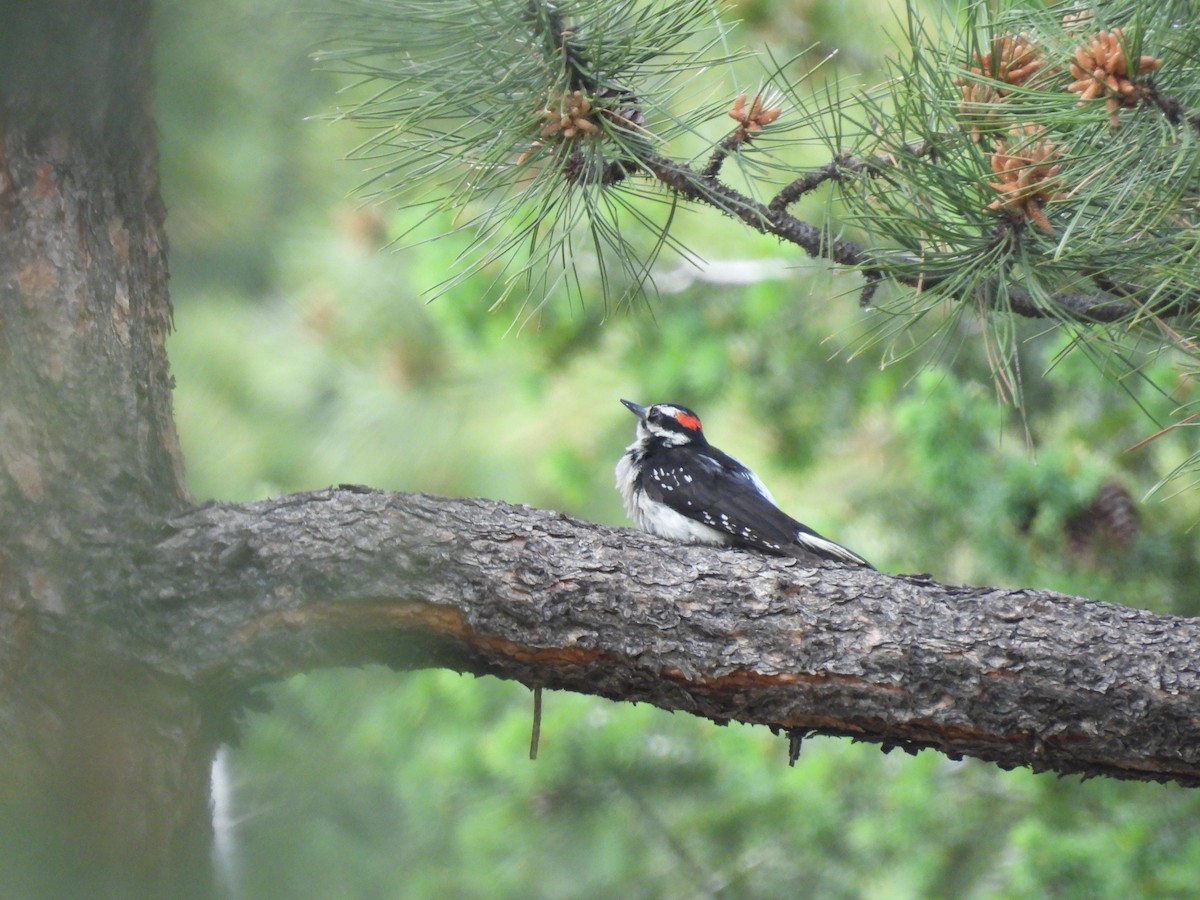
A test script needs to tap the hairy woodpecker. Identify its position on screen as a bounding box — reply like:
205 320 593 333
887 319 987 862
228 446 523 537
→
615 399 872 567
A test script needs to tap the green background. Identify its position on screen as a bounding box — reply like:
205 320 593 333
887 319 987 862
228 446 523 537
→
157 1 1200 896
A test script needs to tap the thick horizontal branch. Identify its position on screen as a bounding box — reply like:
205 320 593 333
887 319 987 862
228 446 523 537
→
126 488 1200 786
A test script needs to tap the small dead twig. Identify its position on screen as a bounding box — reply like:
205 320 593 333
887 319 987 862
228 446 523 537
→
530 685 543 760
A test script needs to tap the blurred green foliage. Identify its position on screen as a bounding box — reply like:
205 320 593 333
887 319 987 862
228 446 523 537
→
157 0 1200 896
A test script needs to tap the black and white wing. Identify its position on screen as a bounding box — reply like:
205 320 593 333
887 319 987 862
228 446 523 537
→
641 449 873 567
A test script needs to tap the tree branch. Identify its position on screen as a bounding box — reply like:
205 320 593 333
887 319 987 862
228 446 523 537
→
1145 84 1200 136
639 153 1194 323
126 487 1200 786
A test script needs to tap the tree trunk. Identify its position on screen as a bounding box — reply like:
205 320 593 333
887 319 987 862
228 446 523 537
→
0 2 210 895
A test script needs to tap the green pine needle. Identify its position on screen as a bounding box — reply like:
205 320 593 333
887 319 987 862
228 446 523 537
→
319 0 740 312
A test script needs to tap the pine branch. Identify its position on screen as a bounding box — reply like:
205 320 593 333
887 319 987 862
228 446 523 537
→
640 151 1196 323
1144 84 1200 134
640 153 863 268
328 0 1200 328
321 0 1200 474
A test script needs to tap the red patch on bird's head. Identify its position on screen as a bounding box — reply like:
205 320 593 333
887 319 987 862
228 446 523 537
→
674 412 702 431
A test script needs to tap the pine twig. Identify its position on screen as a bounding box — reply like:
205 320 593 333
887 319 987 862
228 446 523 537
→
1144 84 1200 136
641 152 1194 323
702 132 746 179
529 685 543 760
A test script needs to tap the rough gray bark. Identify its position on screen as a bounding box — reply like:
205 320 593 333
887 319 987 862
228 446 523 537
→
126 488 1200 787
0 3 209 896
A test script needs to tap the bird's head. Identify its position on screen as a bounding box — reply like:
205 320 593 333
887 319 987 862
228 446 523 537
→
621 399 707 448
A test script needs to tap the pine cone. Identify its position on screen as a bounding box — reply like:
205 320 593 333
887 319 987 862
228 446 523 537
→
972 33 1045 90
1065 480 1139 557
727 92 782 137
518 89 610 166
1067 28 1162 127
987 124 1066 234
957 33 1045 141
959 79 1005 142
1092 481 1140 545
537 90 602 140
597 86 645 132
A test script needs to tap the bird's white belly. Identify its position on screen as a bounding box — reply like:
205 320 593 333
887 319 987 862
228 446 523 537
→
615 452 731 546
634 497 732 545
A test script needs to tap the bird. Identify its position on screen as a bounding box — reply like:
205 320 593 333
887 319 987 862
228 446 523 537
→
615 399 872 567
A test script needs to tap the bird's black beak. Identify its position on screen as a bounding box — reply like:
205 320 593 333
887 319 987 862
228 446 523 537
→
620 399 648 419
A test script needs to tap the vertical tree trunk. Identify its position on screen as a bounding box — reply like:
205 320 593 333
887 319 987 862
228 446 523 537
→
0 2 213 893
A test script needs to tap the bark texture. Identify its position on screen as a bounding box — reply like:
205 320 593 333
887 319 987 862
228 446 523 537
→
0 3 208 895
130 488 1200 787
